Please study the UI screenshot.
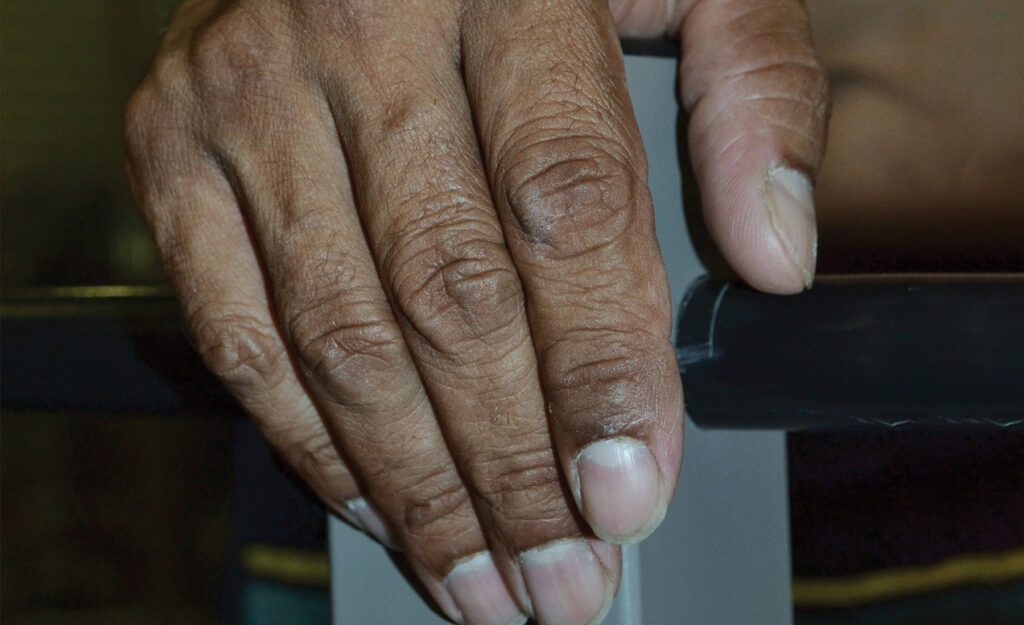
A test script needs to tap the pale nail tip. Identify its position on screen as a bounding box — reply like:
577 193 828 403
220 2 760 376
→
333 501 364 529
583 587 615 625
455 605 526 625
516 587 535 620
802 271 815 291
591 498 668 545
797 262 815 291
574 581 615 625
443 605 466 625
343 495 367 511
804 234 819 290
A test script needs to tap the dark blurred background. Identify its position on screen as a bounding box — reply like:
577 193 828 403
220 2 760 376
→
2 3 233 624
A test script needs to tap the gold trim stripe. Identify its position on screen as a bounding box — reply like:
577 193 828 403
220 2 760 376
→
241 544 330 588
793 548 1024 608
1 285 173 299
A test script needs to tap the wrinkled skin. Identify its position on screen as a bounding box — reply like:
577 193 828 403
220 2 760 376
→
124 0 828 623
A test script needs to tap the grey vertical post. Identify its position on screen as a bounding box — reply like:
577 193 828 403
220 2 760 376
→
627 54 794 625
330 53 793 625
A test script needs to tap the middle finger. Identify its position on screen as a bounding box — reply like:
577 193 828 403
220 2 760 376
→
321 3 619 623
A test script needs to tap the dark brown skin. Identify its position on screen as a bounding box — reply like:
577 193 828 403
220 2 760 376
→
124 1 828 623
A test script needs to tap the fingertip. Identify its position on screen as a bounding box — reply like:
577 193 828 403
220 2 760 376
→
702 162 819 296
734 166 818 295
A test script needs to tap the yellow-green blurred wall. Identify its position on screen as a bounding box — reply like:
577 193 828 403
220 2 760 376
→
1 0 180 288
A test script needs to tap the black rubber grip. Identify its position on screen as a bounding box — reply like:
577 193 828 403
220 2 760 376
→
676 275 1024 430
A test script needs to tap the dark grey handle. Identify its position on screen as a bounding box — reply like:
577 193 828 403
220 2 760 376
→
676 275 1024 429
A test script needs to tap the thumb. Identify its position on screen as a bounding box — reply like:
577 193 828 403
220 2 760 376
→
678 0 830 293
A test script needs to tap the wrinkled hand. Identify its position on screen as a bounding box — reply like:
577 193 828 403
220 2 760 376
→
125 0 827 623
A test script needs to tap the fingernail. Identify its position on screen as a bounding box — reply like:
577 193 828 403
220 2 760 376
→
333 500 365 530
444 552 527 625
765 167 817 289
587 539 620 588
574 438 665 544
520 540 611 625
344 497 400 550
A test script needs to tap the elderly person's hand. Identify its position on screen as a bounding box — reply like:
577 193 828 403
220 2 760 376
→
124 1 827 623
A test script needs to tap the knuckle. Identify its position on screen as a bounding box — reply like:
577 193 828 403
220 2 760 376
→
390 232 524 356
291 0 381 41
379 92 439 140
123 82 185 168
542 329 665 430
187 8 286 103
291 0 457 68
728 56 829 115
147 36 191 95
500 137 642 257
469 447 564 526
731 56 832 161
124 37 197 166
192 311 288 394
123 86 161 162
287 294 406 405
399 468 473 541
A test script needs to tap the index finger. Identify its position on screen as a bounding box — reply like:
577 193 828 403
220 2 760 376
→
463 0 683 548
